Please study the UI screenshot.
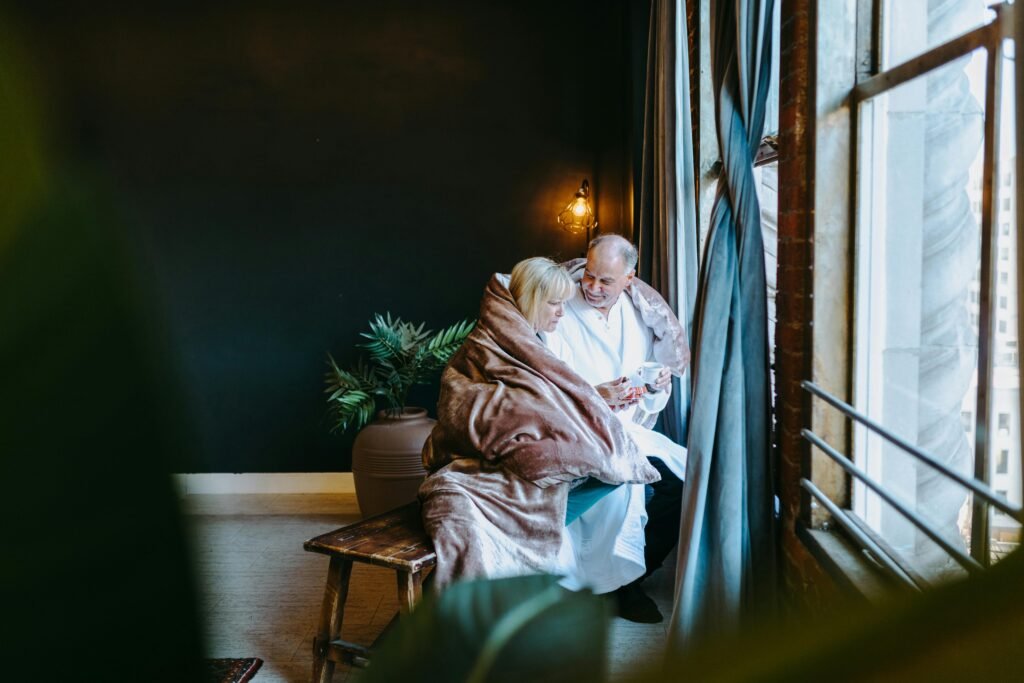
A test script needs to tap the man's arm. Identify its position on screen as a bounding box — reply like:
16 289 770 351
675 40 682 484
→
545 330 639 412
652 366 672 392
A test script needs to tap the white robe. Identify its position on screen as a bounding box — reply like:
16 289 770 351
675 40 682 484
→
542 288 688 594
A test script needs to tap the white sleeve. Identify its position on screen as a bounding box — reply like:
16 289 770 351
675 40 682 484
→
639 384 671 414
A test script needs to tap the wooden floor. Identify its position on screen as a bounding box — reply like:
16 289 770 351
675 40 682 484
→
185 494 673 682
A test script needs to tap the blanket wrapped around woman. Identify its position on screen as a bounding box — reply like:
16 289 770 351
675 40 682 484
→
419 272 660 589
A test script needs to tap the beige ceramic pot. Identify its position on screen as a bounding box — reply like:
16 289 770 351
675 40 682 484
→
351 407 434 518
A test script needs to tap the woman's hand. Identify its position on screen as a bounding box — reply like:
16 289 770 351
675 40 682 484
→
595 377 639 410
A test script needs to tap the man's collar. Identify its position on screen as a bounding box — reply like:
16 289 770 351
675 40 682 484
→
571 285 623 318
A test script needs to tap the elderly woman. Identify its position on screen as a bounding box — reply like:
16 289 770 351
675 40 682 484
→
509 256 573 334
419 257 660 589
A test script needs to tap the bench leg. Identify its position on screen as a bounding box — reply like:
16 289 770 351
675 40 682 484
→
396 570 423 615
312 557 353 683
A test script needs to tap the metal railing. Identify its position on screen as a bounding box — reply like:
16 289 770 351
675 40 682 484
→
801 478 924 591
801 380 1024 583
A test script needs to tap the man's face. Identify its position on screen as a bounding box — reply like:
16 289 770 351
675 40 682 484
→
580 245 633 311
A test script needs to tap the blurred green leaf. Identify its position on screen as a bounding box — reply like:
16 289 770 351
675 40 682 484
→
627 550 1024 683
364 575 610 683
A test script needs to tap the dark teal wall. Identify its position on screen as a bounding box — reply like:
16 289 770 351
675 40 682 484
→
14 0 639 471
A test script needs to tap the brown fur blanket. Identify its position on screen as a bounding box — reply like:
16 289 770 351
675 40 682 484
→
420 270 687 588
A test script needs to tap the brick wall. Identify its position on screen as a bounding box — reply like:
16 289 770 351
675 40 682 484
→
776 0 838 611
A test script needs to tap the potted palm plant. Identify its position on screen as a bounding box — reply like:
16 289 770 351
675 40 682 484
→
326 313 473 517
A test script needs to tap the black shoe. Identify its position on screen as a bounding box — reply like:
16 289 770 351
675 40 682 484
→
612 582 663 624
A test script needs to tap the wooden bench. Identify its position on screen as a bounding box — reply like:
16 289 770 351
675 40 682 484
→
303 501 436 683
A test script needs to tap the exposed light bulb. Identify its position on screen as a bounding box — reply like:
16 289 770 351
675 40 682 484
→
557 178 597 238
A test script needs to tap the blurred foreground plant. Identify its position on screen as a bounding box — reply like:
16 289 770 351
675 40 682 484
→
363 575 610 683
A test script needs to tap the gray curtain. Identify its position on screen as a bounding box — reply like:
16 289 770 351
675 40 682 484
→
636 0 699 444
670 0 776 646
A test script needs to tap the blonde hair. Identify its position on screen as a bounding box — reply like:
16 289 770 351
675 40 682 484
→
509 257 574 330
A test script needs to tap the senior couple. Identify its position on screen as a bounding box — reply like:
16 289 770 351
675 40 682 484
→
419 234 688 623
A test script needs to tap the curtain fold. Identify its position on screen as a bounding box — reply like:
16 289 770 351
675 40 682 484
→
670 0 777 647
636 0 699 444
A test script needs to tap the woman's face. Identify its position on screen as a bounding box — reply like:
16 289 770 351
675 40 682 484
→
536 298 567 333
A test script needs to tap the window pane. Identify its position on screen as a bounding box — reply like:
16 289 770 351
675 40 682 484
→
754 162 778 377
997 449 1009 475
883 1 996 70
853 48 987 582
989 33 1020 562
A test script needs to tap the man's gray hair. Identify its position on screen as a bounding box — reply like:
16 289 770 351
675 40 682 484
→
588 234 638 272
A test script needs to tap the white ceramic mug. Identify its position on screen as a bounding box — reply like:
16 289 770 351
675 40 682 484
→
636 361 665 389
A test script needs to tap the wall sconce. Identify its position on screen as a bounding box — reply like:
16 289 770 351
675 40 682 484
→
558 178 598 246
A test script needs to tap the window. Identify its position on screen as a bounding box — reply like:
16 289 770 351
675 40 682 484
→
800 1 1024 587
997 449 1009 475
996 490 1009 517
882 3 990 68
998 413 1010 435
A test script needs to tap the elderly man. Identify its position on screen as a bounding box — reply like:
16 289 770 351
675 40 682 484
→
545 234 688 623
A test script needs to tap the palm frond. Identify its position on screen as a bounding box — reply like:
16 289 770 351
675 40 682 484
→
390 349 426 391
326 314 474 435
360 313 406 362
396 318 430 352
327 389 377 433
325 354 365 393
427 319 475 364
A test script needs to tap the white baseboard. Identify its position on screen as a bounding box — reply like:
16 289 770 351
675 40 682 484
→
174 472 355 495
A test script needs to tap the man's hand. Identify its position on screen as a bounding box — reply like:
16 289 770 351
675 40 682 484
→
653 367 672 392
595 377 639 410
